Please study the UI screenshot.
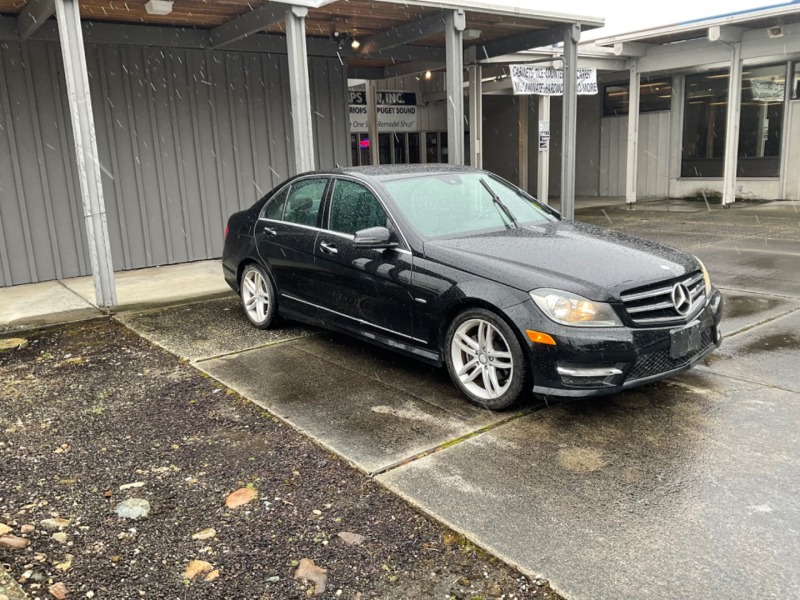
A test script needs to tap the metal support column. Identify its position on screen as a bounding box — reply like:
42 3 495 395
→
625 58 640 204
518 95 529 191
722 42 742 206
560 23 580 219
286 5 315 173
54 0 116 307
537 95 550 204
445 9 465 165
779 61 793 199
367 80 380 165
468 64 482 168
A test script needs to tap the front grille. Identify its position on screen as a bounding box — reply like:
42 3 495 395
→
627 330 714 381
620 272 706 327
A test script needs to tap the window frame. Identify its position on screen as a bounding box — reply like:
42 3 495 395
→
680 63 787 179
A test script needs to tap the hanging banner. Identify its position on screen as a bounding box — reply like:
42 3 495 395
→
510 66 598 96
349 90 418 133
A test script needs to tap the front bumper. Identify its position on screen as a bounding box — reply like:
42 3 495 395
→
504 288 724 398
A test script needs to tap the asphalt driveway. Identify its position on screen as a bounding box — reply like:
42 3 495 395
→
119 200 800 600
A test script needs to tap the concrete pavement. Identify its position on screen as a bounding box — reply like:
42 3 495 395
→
0 260 233 332
7 198 797 599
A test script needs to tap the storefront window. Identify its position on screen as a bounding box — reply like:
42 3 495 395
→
681 65 785 178
793 62 800 99
440 133 449 164
393 133 407 164
603 78 672 116
378 133 391 165
408 133 421 163
426 132 439 163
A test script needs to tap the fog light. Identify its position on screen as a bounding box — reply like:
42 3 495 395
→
557 364 623 387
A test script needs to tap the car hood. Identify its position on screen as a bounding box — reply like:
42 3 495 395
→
422 221 700 301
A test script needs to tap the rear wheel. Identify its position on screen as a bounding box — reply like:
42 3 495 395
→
240 263 276 329
445 308 530 410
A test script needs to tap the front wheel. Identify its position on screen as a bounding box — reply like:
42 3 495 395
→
444 308 530 410
240 263 277 329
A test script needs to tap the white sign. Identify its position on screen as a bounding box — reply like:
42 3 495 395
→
510 66 598 96
751 79 785 102
349 90 418 133
538 119 550 151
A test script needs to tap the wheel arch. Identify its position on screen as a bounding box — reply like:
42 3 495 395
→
437 297 528 358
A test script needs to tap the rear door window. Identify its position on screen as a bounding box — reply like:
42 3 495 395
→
283 179 328 227
328 179 388 235
263 187 289 220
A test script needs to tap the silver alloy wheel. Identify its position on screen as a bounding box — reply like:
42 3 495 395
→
242 268 270 324
450 318 514 400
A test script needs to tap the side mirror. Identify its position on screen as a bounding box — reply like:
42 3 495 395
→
353 226 398 249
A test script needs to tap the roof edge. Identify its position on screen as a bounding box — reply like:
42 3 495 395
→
593 3 800 47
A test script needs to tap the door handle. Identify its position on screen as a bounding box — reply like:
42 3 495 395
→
261 225 277 236
320 241 338 255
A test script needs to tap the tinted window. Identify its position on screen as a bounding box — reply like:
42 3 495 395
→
603 78 672 116
329 180 388 235
264 187 289 219
284 179 327 227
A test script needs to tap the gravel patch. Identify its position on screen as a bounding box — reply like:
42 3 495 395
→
1 321 560 600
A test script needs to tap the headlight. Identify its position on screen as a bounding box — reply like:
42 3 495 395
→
530 289 623 327
696 257 712 296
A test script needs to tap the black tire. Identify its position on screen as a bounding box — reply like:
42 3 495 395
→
239 263 277 330
444 308 530 410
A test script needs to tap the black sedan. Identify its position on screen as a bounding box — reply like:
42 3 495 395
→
223 165 723 410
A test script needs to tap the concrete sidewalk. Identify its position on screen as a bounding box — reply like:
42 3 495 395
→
0 260 233 332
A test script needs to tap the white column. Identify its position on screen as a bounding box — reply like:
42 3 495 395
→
667 74 684 191
468 64 482 168
286 5 315 173
518 95 529 191
367 80 379 165
537 95 550 204
722 42 743 206
54 0 116 307
626 58 641 204
445 9 465 165
560 24 580 219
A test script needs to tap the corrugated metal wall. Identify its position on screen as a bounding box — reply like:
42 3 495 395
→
599 111 670 199
0 40 349 287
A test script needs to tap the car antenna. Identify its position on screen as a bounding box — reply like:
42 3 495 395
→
480 179 519 229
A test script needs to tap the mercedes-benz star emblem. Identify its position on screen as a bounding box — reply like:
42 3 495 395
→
671 283 692 316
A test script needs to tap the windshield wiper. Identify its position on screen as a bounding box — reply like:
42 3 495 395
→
480 179 519 229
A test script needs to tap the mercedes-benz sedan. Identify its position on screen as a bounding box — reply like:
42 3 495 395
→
222 165 723 410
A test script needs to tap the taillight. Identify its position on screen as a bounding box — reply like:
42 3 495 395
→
225 225 229 239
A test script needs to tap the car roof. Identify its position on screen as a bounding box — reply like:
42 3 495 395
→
321 164 484 183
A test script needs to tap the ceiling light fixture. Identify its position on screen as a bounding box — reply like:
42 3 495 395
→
144 0 173 15
351 38 361 50
424 70 432 80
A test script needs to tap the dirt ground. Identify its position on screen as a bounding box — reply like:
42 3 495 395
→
0 319 559 600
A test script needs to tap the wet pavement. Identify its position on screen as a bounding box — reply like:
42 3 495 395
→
112 200 800 600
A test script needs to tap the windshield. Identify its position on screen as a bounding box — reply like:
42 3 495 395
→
382 173 556 238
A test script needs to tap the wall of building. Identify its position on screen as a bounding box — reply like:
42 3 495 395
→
600 112 671 198
781 100 800 201
372 74 448 133
0 40 349 287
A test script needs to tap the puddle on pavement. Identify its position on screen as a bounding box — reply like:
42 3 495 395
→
722 294 785 320
739 332 800 355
